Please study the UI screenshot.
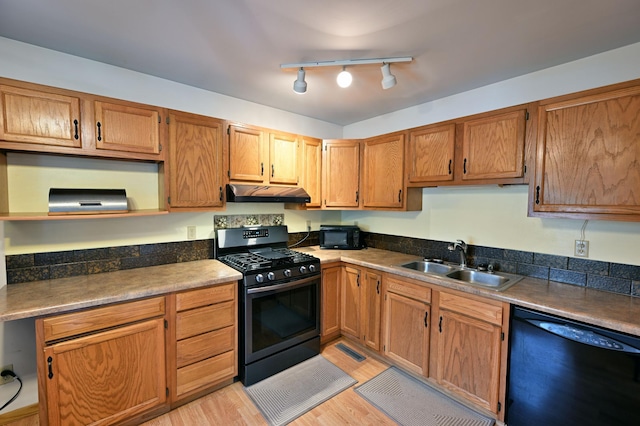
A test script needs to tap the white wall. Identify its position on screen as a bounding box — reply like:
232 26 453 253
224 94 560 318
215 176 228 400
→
343 42 640 267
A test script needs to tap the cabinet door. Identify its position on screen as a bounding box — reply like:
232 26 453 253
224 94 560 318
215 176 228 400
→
0 84 82 148
361 270 382 351
228 124 267 183
323 139 360 208
461 109 526 180
340 266 360 338
533 86 640 217
435 292 504 413
321 265 341 342
362 133 405 208
168 111 225 209
269 131 298 185
384 291 430 376
407 124 455 184
94 100 161 155
300 137 322 207
43 318 166 426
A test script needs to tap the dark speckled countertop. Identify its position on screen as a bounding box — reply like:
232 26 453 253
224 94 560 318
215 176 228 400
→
2 248 639 338
298 247 640 337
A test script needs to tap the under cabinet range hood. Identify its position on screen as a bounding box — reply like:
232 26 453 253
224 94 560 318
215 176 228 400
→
226 184 310 203
48 188 128 215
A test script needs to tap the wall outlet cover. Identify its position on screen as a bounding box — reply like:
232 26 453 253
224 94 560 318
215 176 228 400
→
574 240 589 257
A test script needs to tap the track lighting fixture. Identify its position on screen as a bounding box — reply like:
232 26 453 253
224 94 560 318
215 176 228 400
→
281 56 412 93
380 63 396 89
293 67 307 94
336 66 352 88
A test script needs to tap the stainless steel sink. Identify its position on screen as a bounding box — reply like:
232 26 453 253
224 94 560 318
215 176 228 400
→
399 261 456 275
397 260 523 291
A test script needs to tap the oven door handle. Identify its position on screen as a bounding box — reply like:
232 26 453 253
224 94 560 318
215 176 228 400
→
247 274 319 294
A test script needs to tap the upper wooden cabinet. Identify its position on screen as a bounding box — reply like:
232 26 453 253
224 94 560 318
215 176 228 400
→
94 100 162 155
228 123 299 186
322 139 361 208
362 132 406 209
0 78 166 162
530 80 640 221
299 136 322 208
0 84 82 149
167 111 226 211
407 106 532 187
407 123 456 184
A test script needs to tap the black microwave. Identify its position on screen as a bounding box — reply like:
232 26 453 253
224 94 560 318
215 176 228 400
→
319 225 364 250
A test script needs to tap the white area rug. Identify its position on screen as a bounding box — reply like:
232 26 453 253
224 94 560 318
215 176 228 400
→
244 355 357 425
355 367 495 426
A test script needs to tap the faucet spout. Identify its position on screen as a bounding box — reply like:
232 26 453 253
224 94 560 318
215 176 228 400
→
447 239 468 268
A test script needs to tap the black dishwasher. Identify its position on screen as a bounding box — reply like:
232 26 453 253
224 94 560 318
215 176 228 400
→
506 306 640 426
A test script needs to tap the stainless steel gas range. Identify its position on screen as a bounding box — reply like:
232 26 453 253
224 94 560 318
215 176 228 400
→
215 225 321 386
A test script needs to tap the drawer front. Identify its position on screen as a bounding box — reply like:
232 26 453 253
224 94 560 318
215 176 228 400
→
43 296 166 342
176 350 236 397
176 282 236 311
385 276 431 303
177 326 235 368
439 292 503 326
176 300 235 340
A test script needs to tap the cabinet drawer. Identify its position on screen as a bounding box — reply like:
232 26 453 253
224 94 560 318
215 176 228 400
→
176 350 236 397
439 292 503 326
177 325 235 368
42 296 166 343
176 300 235 340
176 282 235 311
385 275 431 303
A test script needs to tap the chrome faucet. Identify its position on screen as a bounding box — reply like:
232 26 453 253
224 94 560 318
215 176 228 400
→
448 239 468 268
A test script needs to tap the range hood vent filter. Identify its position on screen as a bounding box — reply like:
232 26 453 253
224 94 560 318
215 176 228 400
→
226 184 310 203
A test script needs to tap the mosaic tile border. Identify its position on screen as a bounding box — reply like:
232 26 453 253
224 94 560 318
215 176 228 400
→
213 213 284 230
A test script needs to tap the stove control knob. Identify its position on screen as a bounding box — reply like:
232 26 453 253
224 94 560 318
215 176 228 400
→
299 266 307 274
284 269 292 277
308 264 316 273
255 274 264 283
267 272 276 281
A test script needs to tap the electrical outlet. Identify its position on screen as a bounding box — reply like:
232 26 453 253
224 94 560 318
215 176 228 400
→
306 220 311 231
0 364 14 386
187 226 196 240
574 240 589 257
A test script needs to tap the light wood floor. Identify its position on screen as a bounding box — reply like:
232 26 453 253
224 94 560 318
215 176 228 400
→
4 339 396 426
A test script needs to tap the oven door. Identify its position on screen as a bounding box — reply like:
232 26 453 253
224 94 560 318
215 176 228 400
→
244 274 320 364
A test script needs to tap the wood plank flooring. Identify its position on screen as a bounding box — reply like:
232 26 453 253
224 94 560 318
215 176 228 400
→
3 339 396 426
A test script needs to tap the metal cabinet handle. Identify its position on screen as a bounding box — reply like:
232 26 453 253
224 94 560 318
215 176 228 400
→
96 122 102 141
424 311 429 327
219 186 223 201
357 274 360 287
439 316 443 333
271 164 275 177
355 191 359 203
261 162 264 176
448 158 452 174
536 186 541 204
463 158 467 174
376 280 380 294
73 119 79 140
398 189 402 203
47 356 53 379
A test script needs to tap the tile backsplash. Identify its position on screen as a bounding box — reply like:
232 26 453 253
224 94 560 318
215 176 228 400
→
213 213 284 229
5 230 640 298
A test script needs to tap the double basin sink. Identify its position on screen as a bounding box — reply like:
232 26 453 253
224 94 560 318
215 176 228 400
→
398 260 524 291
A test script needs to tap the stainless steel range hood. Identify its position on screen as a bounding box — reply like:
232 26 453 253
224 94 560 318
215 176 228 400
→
226 184 310 203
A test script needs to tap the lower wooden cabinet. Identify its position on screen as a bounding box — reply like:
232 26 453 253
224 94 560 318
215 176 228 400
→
432 290 509 418
321 263 341 343
382 274 431 376
169 282 238 403
36 297 168 426
340 265 382 352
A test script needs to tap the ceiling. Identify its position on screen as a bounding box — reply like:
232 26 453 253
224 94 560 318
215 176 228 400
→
1 0 640 126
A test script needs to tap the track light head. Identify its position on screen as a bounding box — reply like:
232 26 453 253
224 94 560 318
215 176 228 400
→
336 66 352 88
293 67 307 94
381 63 397 89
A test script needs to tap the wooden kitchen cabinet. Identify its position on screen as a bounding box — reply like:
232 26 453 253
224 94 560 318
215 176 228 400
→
382 274 431 376
407 123 456 184
168 282 237 404
361 131 421 210
299 136 322 207
93 99 162 156
432 290 509 417
322 139 361 208
167 110 226 210
321 263 341 343
228 123 299 185
530 80 640 221
340 265 382 352
0 83 82 149
35 297 168 426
